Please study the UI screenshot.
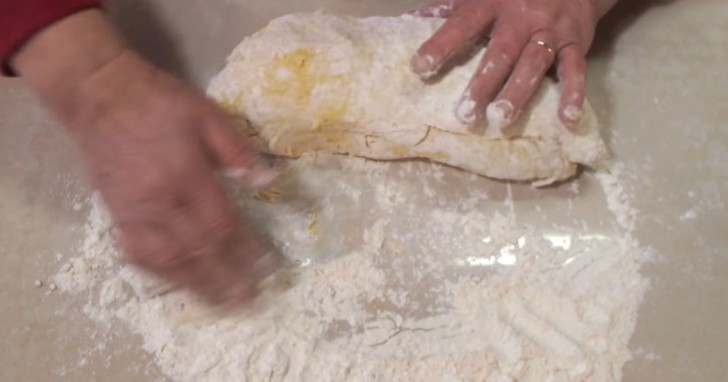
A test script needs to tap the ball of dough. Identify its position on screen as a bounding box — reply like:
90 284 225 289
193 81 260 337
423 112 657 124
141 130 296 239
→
208 13 607 185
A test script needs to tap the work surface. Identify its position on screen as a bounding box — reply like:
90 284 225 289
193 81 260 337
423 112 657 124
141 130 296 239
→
1 0 727 381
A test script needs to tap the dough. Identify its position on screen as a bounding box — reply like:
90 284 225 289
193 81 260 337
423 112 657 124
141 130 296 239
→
208 13 607 185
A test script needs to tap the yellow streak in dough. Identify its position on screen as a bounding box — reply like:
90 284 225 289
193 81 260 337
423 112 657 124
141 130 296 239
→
308 211 319 237
264 48 350 125
219 92 245 113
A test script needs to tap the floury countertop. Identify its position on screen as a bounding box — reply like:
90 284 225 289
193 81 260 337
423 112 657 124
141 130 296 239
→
1 1 726 381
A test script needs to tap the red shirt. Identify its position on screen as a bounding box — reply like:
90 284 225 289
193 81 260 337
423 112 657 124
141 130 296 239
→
0 0 101 75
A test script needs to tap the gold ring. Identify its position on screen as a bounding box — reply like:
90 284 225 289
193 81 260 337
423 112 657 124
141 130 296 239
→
530 40 554 55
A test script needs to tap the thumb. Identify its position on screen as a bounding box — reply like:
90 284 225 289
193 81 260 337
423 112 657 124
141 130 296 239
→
202 112 278 189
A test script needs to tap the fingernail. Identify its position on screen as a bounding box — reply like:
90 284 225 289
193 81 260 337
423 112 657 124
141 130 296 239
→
222 167 249 179
562 105 583 130
222 165 278 189
249 166 278 188
410 53 438 79
454 93 478 126
486 100 515 130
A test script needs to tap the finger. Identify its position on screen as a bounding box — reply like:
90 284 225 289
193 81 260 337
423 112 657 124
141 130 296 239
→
184 171 274 304
453 22 529 129
161 196 257 306
116 220 228 302
556 44 587 130
409 0 468 17
488 36 557 131
119 162 257 306
189 237 259 306
411 1 497 78
202 110 277 189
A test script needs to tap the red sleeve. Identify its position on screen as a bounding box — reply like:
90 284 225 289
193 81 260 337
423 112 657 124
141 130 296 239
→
0 0 102 76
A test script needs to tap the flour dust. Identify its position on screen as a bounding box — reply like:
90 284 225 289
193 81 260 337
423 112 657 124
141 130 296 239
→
55 156 650 382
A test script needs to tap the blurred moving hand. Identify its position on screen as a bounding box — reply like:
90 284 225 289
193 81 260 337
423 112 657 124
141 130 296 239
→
12 10 278 306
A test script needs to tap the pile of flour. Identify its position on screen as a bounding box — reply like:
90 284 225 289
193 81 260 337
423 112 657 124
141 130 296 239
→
55 156 649 382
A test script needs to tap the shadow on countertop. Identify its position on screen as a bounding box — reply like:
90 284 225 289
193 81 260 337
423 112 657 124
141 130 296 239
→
105 0 192 81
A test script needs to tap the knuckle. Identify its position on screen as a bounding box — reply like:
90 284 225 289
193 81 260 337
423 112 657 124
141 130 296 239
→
488 35 523 69
493 46 518 69
558 42 586 59
445 11 481 40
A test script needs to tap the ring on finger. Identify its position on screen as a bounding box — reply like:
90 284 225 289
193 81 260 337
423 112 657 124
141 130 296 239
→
529 40 555 55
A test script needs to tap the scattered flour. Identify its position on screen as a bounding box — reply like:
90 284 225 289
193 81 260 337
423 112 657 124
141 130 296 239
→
679 209 698 221
55 156 649 382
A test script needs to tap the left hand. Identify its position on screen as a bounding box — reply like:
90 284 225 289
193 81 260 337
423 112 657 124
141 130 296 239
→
411 0 603 130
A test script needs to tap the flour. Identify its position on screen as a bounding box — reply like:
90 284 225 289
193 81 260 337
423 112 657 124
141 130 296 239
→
52 12 642 382
55 154 649 382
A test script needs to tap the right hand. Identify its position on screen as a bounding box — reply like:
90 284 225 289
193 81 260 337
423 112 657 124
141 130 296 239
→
11 10 279 306
76 51 280 306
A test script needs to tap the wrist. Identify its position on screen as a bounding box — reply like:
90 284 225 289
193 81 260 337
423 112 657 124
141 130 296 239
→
10 9 130 127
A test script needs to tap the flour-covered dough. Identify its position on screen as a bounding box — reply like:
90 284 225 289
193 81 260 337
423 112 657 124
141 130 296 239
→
208 13 607 184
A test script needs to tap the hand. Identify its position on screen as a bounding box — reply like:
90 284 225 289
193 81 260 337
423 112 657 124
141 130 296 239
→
12 11 279 306
79 52 280 306
411 0 617 130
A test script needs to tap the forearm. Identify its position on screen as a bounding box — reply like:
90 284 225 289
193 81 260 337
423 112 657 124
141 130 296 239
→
9 10 132 129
